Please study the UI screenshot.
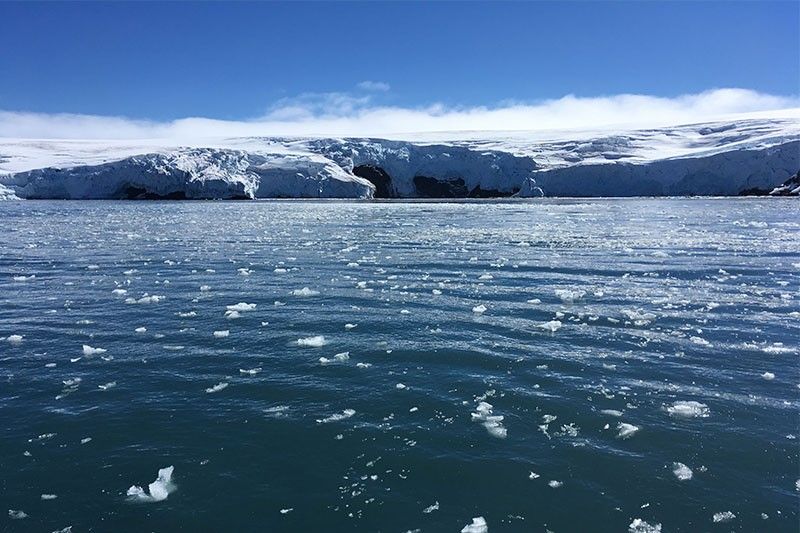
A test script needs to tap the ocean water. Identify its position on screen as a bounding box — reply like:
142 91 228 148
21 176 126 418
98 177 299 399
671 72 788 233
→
1 198 798 532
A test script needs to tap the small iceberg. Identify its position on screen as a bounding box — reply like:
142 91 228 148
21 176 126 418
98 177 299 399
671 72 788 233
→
297 335 327 347
666 400 710 418
461 516 488 533
82 345 107 356
127 466 175 503
205 382 228 394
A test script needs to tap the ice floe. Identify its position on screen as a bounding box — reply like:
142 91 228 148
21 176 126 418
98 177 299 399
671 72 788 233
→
239 367 261 375
628 519 662 533
226 302 256 312
461 516 488 533
536 320 562 332
423 501 439 513
617 423 640 439
471 401 507 438
291 287 320 297
82 345 107 356
213 330 230 338
126 466 175 503
8 509 27 519
712 511 735 523
297 335 327 347
761 372 775 380
7 334 24 344
555 288 585 303
666 400 710 418
472 304 487 314
205 382 229 393
316 409 356 423
672 462 693 481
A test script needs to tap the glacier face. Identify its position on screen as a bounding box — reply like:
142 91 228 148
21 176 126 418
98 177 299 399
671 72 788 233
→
0 115 798 199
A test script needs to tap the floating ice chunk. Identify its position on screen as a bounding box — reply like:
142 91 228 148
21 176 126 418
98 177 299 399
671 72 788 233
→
344 323 357 330
177 311 197 318
134 327 146 333
226 303 256 312
205 382 228 394
8 509 27 519
690 336 711 347
237 268 252 276
239 367 261 375
400 309 411 315
461 516 488 533
672 462 693 481
396 383 407 390
527 298 541 304
528 472 540 479
13 275 35 281
87 265 100 270
472 304 487 314
712 511 735 523
316 409 356 423
356 362 372 368
616 422 639 439
666 401 710 418
555 288 585 303
273 268 287 274
761 372 775 380
98 381 117 390
628 519 662 533
41 494 57 500
297 335 327 347
127 466 175 503
423 501 439 513
471 401 507 439
547 480 563 489
334 352 350 362
112 289 127 296
536 320 562 332
432 289 442 295
125 294 164 305
82 345 107 356
600 409 623 417
280 508 293 514
7 334 24 344
213 330 229 338
478 274 493 280
292 287 320 297
200 285 211 292
80 437 92 444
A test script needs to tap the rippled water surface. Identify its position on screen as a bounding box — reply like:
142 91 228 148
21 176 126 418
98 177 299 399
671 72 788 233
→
1 199 798 532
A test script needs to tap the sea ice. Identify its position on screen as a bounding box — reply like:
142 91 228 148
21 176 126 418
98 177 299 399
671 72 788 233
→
472 304 487 314
239 367 261 375
471 401 507 438
628 519 662 533
226 302 256 312
712 511 735 523
423 501 439 513
8 510 27 519
617 423 640 439
461 516 488 533
213 330 229 338
555 288 585 303
536 320 562 332
666 401 710 418
7 334 24 344
126 466 175 503
761 372 775 380
205 382 228 393
672 462 693 481
297 335 327 347
291 287 320 297
82 345 107 356
316 409 356 423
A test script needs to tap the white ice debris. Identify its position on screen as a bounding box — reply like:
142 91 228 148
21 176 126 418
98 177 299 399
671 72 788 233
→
125 294 164 304
126 466 175 503
291 287 320 297
344 323 357 330
548 480 563 488
536 320 562 332
316 409 356 423
82 345 107 356
224 310 240 319
297 335 327 347
7 334 24 344
98 381 117 390
461 516 488 533
8 509 28 519
134 327 146 333
226 302 256 312
761 372 775 380
41 494 57 500
600 409 624 417
472 304 487 314
555 288 585 303
396 383 407 389
213 330 230 338
471 401 507 438
239 367 261 375
628 519 662 533
672 462 693 481
528 472 540 479
617 423 640 439
666 400 710 418
205 382 228 394
423 501 440 513
712 511 736 523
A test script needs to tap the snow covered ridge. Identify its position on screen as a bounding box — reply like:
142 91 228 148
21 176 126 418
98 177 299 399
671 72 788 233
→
0 116 797 199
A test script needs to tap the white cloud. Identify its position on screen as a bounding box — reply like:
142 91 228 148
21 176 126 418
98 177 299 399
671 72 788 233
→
357 80 391 92
0 88 796 140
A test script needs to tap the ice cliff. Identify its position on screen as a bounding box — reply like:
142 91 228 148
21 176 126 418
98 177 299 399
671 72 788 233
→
0 115 797 199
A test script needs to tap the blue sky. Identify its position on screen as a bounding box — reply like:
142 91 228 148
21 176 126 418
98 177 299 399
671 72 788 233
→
0 1 797 137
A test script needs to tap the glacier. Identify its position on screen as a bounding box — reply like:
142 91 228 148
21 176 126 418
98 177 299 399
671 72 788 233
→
0 114 797 199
